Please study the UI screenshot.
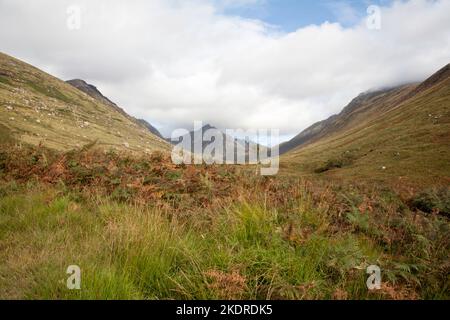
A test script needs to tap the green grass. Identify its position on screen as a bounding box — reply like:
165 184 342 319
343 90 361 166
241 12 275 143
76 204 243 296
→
410 188 450 216
0 123 14 145
0 75 12 86
0 176 448 300
26 81 76 105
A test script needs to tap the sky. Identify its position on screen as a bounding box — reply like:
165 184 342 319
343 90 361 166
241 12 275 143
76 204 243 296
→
0 0 450 143
220 0 393 30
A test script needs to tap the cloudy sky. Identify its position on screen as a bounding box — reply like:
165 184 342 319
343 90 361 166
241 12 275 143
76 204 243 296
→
1 0 449 141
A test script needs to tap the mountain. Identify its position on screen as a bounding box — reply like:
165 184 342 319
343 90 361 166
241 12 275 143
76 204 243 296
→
282 63 450 187
135 119 164 139
279 84 416 154
0 52 170 153
66 79 119 111
173 124 269 162
66 79 164 139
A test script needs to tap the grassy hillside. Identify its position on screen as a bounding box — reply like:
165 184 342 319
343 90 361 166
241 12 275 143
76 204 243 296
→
282 65 450 191
279 84 417 155
66 79 165 139
0 52 170 153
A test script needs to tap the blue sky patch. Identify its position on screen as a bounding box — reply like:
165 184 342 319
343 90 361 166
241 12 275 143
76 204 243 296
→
221 0 393 31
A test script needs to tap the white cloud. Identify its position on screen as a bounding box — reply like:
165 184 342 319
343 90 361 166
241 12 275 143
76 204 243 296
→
0 0 449 138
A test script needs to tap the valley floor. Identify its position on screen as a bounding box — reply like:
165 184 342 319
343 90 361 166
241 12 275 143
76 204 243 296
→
0 144 448 299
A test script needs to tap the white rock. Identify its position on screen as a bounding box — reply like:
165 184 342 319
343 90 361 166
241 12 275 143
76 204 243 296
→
381 166 386 170
123 142 130 148
36 119 41 123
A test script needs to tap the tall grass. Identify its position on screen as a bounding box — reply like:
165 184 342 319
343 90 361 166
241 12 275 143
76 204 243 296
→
1 178 447 300
0 145 448 300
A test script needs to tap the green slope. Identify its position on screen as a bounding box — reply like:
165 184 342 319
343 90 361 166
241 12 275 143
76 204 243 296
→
0 52 170 153
282 64 450 189
279 84 417 155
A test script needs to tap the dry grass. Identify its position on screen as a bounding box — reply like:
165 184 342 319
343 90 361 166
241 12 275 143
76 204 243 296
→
0 144 448 300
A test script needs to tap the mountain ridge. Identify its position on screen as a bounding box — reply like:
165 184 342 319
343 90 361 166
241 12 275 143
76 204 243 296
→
0 52 170 153
280 63 450 155
66 79 165 139
281 62 450 188
172 123 270 162
279 84 418 154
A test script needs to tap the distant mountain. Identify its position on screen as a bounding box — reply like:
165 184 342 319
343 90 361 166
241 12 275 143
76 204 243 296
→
173 124 269 163
282 63 450 186
0 52 170 153
66 79 164 139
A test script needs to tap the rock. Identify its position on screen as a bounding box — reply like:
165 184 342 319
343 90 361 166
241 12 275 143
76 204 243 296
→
123 142 130 148
381 166 386 170
36 119 41 123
